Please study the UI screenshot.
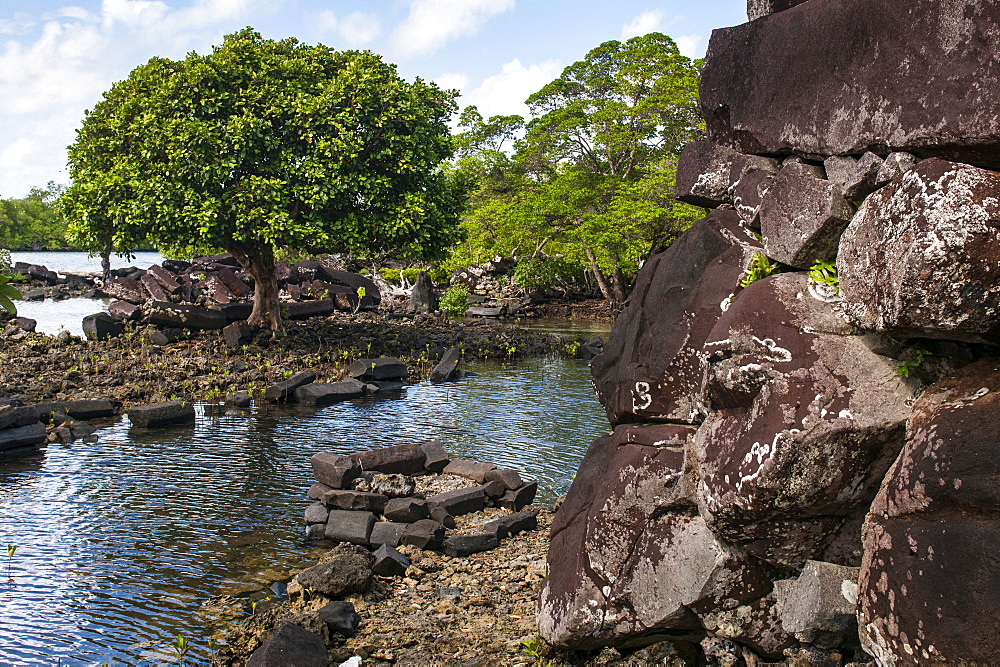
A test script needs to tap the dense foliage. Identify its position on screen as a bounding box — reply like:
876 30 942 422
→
0 183 70 250
62 28 468 330
451 33 707 302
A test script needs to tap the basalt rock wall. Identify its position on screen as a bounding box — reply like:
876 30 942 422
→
539 1 1000 663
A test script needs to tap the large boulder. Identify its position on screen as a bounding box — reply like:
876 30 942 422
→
759 170 853 269
140 274 169 301
701 0 1000 169
295 544 375 598
538 424 773 649
347 357 407 381
315 266 380 309
591 209 762 426
774 560 860 649
146 265 182 295
293 380 365 407
245 622 327 667
838 158 1000 344
694 273 913 567
674 140 738 208
33 399 115 421
128 400 195 429
858 360 1000 664
0 423 46 452
263 370 316 403
82 313 124 340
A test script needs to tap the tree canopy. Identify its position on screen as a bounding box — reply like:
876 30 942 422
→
452 32 706 302
63 28 467 329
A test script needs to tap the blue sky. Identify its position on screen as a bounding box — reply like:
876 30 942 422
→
0 0 748 198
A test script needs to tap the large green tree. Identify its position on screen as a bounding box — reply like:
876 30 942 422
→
63 28 466 330
453 32 705 302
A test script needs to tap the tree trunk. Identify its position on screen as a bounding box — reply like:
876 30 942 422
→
101 253 111 284
611 267 630 303
229 244 283 331
584 246 615 302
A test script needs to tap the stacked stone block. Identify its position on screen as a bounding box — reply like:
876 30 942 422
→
539 1 1000 663
304 441 538 561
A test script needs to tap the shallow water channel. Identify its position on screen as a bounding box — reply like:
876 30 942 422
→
0 355 609 664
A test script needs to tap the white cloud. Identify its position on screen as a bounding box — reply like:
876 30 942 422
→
317 10 381 48
620 12 702 58
100 0 169 31
388 0 515 60
620 10 665 40
55 6 96 21
434 71 470 95
448 58 562 120
674 33 702 59
0 0 276 198
0 13 37 35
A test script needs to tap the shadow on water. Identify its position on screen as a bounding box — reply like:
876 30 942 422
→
0 354 607 664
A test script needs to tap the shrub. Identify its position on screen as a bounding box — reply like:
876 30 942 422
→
439 285 470 318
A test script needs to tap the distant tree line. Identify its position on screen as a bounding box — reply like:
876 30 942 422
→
0 182 71 250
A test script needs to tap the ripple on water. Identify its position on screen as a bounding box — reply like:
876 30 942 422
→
0 355 607 663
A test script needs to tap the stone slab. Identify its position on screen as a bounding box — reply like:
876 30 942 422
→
701 0 1000 169
128 400 195 428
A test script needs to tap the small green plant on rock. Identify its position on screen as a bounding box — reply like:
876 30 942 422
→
808 259 840 292
739 253 781 289
440 285 470 318
520 635 552 665
896 348 932 377
563 340 581 357
354 286 366 314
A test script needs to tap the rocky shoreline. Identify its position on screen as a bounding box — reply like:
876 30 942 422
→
210 460 694 667
0 309 601 410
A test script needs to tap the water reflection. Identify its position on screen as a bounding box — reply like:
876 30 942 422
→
0 355 606 664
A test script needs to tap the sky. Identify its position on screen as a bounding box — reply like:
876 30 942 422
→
0 0 749 199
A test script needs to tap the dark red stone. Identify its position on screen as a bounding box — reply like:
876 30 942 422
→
859 361 1000 664
675 140 738 208
147 265 182 295
701 0 1000 169
310 452 361 489
759 170 853 269
216 267 252 298
695 273 912 567
539 428 770 648
839 158 1000 344
103 277 145 304
350 443 426 475
591 209 762 425
442 459 496 483
747 0 810 21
